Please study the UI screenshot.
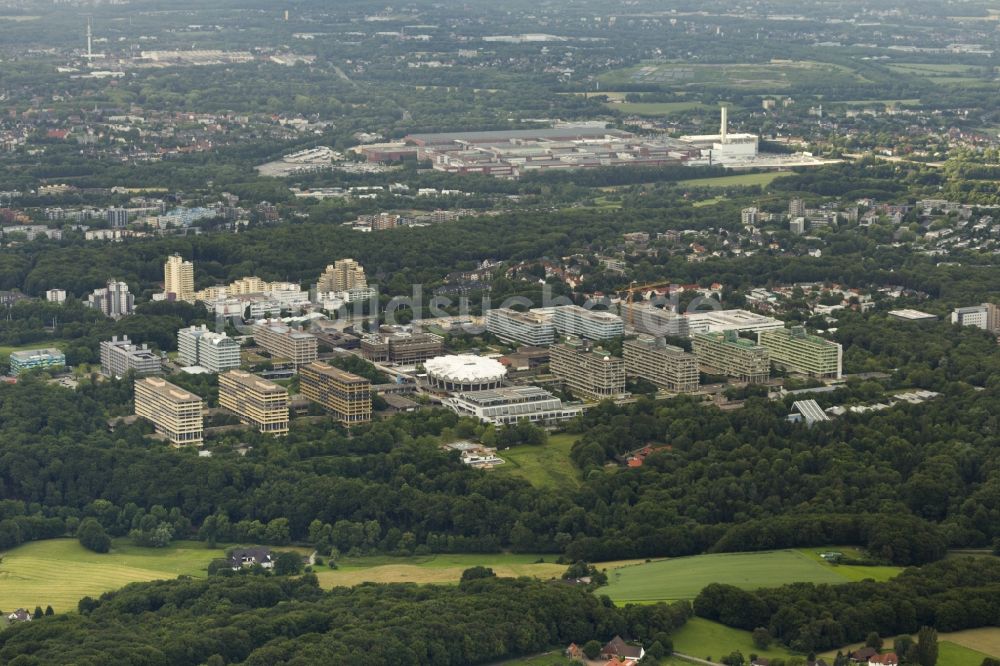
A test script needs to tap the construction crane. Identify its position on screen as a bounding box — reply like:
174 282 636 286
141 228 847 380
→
620 281 676 328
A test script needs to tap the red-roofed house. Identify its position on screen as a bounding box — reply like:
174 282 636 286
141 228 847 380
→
601 636 644 661
868 654 899 666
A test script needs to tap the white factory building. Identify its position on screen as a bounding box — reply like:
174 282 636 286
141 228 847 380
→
680 107 760 166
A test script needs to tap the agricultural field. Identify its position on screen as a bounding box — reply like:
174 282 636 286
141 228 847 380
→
600 549 903 603
494 433 582 490
0 538 224 612
313 552 572 589
678 172 791 189
939 628 1000 659
600 60 866 91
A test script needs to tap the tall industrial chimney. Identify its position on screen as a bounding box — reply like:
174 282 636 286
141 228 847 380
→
86 17 93 58
720 106 728 144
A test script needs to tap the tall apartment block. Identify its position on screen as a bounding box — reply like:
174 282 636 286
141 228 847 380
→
485 308 556 346
9 348 66 376
317 258 367 292
87 279 134 319
299 362 372 425
620 303 690 337
100 336 163 378
164 254 195 302
134 376 204 446
623 336 699 392
758 326 842 379
219 370 289 436
177 325 241 372
691 331 770 383
549 336 626 401
253 320 318 367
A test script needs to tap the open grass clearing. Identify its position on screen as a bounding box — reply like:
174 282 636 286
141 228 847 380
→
601 548 902 604
671 617 798 663
494 433 582 489
678 172 791 189
0 538 225 612
314 552 646 589
601 60 867 91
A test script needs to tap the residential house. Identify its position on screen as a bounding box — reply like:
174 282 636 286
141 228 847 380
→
7 609 31 623
851 648 878 663
229 547 274 570
600 636 645 661
868 654 899 666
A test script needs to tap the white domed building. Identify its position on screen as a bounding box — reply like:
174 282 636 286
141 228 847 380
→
425 355 507 392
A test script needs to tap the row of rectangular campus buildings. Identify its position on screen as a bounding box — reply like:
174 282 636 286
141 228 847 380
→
134 362 373 446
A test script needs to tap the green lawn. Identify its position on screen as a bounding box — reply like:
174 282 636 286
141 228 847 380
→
605 101 708 116
495 433 582 490
601 549 882 603
671 617 798 663
797 547 903 582
678 172 790 189
0 538 225 612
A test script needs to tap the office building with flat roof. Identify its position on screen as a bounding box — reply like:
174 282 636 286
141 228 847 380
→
360 329 444 365
685 309 783 335
219 370 289 436
177 325 241 372
549 337 626 401
888 309 937 322
691 331 770 383
485 308 556 346
9 348 65 376
100 336 163 378
623 336 699 392
443 386 584 426
758 326 842 379
621 303 690 337
253 320 317 367
951 305 990 330
299 361 372 425
134 376 204 446
46 289 66 303
546 305 624 341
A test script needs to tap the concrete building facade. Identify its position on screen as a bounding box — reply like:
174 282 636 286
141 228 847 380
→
623 336 699 392
551 305 624 341
360 329 444 365
253 320 318 367
485 308 556 346
549 337 626 401
134 376 204 446
177 325 241 372
87 280 134 319
164 254 195 302
951 305 990 330
100 336 163 378
317 259 367 293
691 331 770 383
758 326 842 379
299 361 372 425
219 370 289 435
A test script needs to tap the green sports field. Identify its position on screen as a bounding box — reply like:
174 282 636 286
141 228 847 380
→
0 538 224 612
601 549 902 603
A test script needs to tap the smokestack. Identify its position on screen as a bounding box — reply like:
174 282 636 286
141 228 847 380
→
86 17 92 58
720 106 728 144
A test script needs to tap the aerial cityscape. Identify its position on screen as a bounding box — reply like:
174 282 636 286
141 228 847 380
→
0 0 999 664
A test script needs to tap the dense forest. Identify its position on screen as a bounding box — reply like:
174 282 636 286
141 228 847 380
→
0 574 691 665
694 557 1000 653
